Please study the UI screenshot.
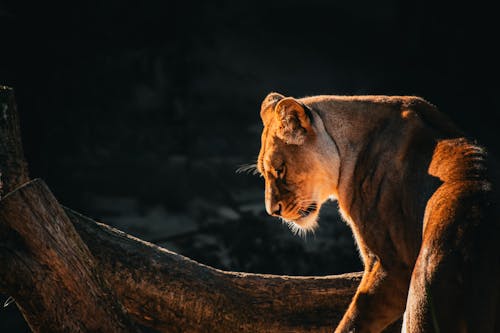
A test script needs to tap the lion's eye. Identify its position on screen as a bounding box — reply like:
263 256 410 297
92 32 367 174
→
276 166 285 179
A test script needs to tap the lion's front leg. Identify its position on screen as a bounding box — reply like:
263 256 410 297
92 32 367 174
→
335 258 409 333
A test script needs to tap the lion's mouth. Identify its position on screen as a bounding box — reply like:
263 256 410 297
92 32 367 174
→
280 202 319 235
298 203 318 218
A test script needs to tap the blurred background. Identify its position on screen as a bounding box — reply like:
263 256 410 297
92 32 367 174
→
0 0 498 330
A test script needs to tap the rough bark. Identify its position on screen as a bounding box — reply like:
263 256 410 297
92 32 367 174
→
0 86 401 332
0 179 140 332
66 205 362 332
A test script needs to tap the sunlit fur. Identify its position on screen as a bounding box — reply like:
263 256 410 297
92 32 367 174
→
257 95 340 237
257 92 500 333
279 216 314 238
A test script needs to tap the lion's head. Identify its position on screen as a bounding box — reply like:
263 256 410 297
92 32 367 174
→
256 92 340 235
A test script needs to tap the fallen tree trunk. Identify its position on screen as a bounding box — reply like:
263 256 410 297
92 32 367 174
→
0 180 140 333
66 204 362 332
2 181 400 332
1 177 361 332
0 86 139 332
0 86 400 332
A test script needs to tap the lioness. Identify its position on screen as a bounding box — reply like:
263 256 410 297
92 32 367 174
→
257 92 499 332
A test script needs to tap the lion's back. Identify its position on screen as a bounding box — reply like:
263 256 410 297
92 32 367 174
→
300 94 463 138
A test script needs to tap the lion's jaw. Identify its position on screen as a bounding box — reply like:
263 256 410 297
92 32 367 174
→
279 212 319 237
275 184 338 236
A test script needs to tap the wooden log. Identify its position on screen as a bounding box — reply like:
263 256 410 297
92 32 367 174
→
0 179 140 332
66 206 362 332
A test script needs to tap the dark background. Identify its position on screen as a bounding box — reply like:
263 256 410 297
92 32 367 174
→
0 0 498 331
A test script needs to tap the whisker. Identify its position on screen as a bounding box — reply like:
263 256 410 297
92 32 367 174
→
296 200 318 218
296 200 317 208
235 163 260 176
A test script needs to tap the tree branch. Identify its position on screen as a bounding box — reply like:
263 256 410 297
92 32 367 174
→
66 206 362 332
0 179 140 332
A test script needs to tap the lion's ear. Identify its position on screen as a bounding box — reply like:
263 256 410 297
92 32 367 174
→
275 97 311 145
260 92 284 124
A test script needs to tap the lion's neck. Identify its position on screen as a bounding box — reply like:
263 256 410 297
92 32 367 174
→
312 102 392 202
308 98 440 265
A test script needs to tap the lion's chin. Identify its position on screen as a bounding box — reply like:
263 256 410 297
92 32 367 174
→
280 213 319 237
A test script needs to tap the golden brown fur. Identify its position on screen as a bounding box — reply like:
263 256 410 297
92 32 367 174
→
257 92 500 332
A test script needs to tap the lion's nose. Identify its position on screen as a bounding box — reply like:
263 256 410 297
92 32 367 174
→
267 202 282 217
